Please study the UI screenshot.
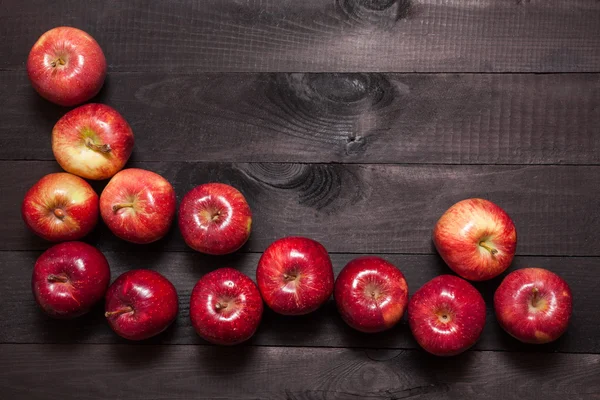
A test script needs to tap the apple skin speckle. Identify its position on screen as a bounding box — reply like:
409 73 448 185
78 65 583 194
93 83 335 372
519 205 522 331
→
105 269 179 341
256 236 334 316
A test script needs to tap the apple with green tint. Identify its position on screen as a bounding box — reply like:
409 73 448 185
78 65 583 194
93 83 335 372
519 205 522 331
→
433 198 517 281
22 172 99 242
52 103 134 180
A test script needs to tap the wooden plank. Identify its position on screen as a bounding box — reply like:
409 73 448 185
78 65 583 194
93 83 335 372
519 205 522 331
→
2 0 600 73
3 71 600 164
1 344 599 400
1 251 596 353
4 161 600 256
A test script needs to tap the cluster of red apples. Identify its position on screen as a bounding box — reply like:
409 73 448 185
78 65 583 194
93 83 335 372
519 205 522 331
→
24 27 572 354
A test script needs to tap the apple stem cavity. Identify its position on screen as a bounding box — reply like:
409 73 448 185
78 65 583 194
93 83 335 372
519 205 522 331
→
53 208 66 220
479 241 498 256
112 203 135 212
105 306 134 318
50 57 66 68
47 274 68 283
438 312 452 324
85 139 112 154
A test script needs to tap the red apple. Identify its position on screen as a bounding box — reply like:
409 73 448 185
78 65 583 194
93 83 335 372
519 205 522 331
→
433 198 517 281
32 241 110 318
256 237 334 315
27 27 106 107
52 103 134 180
178 183 252 255
105 269 178 341
334 256 408 333
494 268 572 344
100 168 176 244
22 172 99 242
190 268 263 345
408 275 486 356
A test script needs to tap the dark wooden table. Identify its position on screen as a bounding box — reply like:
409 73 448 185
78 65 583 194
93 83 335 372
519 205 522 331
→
1 1 600 399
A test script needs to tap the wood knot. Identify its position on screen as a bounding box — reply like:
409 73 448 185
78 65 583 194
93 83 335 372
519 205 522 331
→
266 73 394 157
273 73 393 116
360 0 398 11
308 74 371 103
241 163 366 212
338 0 413 26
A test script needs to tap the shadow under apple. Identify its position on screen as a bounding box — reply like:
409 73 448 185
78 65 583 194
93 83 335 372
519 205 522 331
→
195 344 258 375
182 251 259 279
33 302 106 344
407 347 478 381
29 90 68 128
108 341 169 368
254 301 333 346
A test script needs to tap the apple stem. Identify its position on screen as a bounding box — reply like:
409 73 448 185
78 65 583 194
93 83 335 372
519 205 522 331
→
531 287 541 308
479 241 498 256
51 58 66 67
215 302 227 311
47 274 68 283
53 208 66 220
283 273 297 282
85 139 112 154
112 203 135 212
105 306 134 318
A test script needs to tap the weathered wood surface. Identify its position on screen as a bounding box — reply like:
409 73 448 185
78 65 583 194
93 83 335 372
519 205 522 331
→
1 344 599 400
3 71 600 164
2 1 600 399
3 161 600 256
2 0 600 73
1 251 596 353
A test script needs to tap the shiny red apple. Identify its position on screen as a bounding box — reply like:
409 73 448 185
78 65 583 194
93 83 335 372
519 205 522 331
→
52 103 134 180
408 275 486 356
105 269 178 341
334 256 408 333
494 268 572 344
22 172 99 242
178 183 252 255
256 237 334 315
190 268 263 345
100 168 176 244
433 198 517 281
27 27 106 107
32 241 110 318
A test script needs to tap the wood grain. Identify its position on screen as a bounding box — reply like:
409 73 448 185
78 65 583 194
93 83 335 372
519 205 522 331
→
1 344 599 400
3 71 599 164
1 251 596 353
2 0 600 72
3 0 600 397
4 161 600 256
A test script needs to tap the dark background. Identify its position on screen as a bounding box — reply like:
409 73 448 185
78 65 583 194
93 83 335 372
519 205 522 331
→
1 1 599 399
